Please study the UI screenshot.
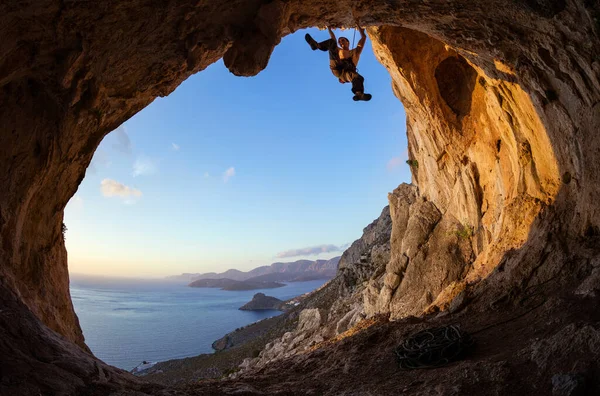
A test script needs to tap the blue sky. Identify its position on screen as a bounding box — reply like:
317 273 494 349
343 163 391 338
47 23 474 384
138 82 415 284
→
64 27 410 277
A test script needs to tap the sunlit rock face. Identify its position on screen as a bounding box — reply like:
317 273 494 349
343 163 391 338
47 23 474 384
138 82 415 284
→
0 0 599 393
365 26 565 319
360 11 600 320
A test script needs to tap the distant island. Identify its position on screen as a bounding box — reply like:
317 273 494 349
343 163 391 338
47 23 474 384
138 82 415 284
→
239 293 284 310
169 257 340 283
188 279 285 291
171 257 340 291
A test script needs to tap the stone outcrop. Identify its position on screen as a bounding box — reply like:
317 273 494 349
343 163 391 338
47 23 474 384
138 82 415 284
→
363 184 473 319
239 308 327 371
237 206 393 372
189 292 600 395
239 293 284 311
1 0 600 394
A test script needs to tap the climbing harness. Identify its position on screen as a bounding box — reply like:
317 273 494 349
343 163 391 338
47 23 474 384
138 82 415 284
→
394 325 474 370
338 28 359 84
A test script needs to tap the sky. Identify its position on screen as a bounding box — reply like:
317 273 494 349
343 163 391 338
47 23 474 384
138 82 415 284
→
64 27 410 278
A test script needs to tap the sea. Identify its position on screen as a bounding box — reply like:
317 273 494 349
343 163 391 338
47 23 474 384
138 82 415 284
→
70 275 328 370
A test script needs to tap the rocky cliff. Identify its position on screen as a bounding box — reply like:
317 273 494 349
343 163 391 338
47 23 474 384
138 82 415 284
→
1 0 600 394
236 206 392 372
366 26 562 319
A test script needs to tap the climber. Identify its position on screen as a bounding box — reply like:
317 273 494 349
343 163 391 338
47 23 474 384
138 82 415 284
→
304 25 372 101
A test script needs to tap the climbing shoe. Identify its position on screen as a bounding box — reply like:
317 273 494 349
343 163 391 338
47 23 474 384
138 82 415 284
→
353 92 372 102
305 34 318 51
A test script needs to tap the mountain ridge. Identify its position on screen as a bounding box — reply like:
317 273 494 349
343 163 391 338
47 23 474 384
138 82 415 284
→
168 257 340 283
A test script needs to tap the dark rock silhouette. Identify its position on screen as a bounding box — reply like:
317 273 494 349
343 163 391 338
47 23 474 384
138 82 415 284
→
188 279 285 291
239 293 284 311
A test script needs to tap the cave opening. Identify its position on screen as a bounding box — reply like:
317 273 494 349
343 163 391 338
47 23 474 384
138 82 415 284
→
2 0 599 393
63 27 410 370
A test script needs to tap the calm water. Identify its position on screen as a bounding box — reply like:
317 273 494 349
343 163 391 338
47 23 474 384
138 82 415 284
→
70 276 327 370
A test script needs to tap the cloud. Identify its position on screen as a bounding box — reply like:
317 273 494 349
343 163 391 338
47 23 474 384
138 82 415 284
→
88 149 111 174
132 156 157 177
223 167 235 183
171 143 180 151
386 150 409 171
101 179 142 199
276 244 347 258
204 172 210 178
112 126 132 155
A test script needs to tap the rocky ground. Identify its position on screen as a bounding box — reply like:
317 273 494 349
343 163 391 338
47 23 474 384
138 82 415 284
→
136 312 295 386
85 277 600 395
181 291 600 395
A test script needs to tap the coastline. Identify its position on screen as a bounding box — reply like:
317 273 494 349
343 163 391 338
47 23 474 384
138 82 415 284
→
130 283 329 382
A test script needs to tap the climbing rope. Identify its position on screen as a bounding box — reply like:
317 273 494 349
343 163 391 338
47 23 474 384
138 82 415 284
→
394 325 474 370
351 7 358 48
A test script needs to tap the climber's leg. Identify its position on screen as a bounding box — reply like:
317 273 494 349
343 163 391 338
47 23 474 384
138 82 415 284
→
345 71 371 101
348 71 364 94
305 35 336 53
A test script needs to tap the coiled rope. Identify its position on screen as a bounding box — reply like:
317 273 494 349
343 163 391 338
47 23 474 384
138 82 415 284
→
394 325 474 370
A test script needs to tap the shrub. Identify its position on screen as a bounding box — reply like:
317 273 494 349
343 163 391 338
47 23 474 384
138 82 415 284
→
455 223 473 240
406 159 419 169
221 367 240 378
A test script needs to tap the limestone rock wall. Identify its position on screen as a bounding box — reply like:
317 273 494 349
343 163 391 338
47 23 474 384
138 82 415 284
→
354 17 600 321
363 26 569 319
362 184 473 319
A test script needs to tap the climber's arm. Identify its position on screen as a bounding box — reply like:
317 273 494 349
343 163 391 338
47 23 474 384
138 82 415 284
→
327 26 336 41
356 26 367 55
353 26 367 65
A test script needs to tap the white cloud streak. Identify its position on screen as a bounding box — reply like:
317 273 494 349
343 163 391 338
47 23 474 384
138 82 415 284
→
101 179 142 199
171 143 180 151
132 156 157 177
276 244 347 258
223 167 235 183
112 126 132 155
